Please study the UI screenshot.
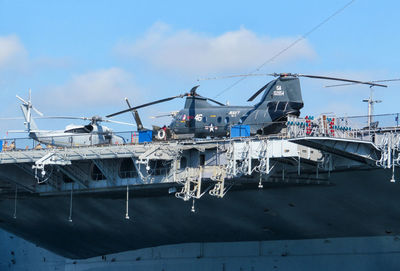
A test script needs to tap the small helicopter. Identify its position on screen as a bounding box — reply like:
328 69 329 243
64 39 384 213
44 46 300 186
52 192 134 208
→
8 90 135 147
107 73 386 139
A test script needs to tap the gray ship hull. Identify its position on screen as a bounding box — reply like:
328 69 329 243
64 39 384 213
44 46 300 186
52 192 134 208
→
2 230 400 271
0 168 399 259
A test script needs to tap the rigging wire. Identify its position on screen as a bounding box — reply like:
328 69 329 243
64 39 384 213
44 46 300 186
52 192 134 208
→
68 187 73 223
125 182 130 220
213 0 356 99
13 185 17 219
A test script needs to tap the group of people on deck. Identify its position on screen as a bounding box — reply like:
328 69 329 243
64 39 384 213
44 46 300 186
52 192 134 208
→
2 140 16 151
1 140 45 151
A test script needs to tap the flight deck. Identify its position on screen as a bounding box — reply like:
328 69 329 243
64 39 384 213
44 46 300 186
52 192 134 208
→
1 113 400 259
0 113 399 197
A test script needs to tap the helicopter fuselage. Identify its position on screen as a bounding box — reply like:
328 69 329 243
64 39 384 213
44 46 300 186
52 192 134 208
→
29 124 125 147
170 105 253 137
169 101 301 138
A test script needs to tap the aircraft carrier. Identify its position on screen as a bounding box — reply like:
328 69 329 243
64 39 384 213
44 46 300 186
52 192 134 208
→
1 114 400 270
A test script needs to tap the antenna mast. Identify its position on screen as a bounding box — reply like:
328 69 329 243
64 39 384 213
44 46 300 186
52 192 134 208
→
362 87 382 129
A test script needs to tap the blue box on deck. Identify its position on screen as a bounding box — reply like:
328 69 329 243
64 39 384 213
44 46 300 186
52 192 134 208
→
230 125 250 138
0 140 2 152
139 130 152 143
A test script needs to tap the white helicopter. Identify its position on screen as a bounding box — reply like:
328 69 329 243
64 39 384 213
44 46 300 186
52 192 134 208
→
6 90 135 147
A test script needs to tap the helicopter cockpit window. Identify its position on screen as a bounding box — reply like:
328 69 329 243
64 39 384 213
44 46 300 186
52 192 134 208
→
84 124 94 132
64 127 91 133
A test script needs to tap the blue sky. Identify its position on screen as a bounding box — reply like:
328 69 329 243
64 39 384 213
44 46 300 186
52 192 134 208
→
0 0 399 135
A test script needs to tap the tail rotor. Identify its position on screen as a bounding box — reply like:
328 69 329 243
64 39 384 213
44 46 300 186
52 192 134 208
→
17 89 43 132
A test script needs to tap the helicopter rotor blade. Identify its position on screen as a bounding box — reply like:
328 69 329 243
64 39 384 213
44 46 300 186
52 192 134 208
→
16 95 28 105
27 88 32 123
189 85 200 95
324 78 400 88
197 95 225 106
32 106 44 116
34 116 110 123
198 73 275 81
17 92 44 116
150 110 180 119
32 116 136 127
297 74 387 88
27 107 31 124
325 82 364 88
106 94 187 118
125 98 144 130
35 116 89 120
150 113 173 119
186 85 224 105
247 82 270 102
7 130 28 133
107 85 222 118
7 129 43 133
206 98 224 106
247 73 388 102
371 78 400 83
101 119 136 126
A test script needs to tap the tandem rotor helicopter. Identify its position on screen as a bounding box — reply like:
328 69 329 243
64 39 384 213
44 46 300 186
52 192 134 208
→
107 73 387 139
3 90 136 147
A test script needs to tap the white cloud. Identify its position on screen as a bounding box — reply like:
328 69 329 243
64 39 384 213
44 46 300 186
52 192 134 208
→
0 35 28 71
43 68 140 110
114 22 316 75
0 34 72 74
